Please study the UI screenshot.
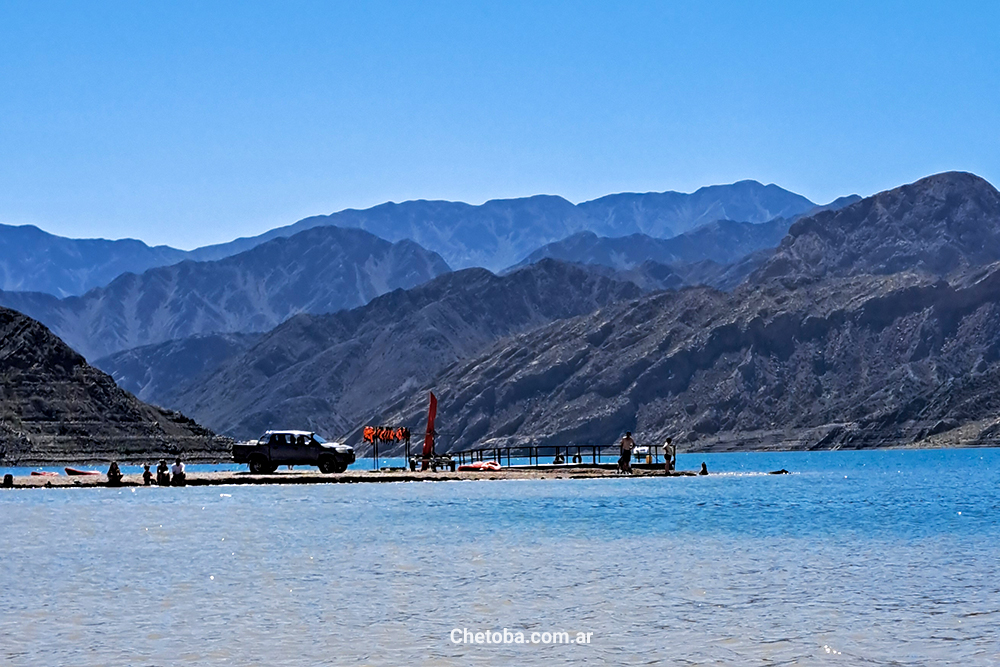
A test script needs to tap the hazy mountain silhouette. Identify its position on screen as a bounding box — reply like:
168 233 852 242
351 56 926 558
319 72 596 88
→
514 196 861 275
0 226 449 360
190 180 817 272
1 180 817 297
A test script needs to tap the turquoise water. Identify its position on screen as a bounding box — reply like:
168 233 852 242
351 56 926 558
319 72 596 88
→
1 448 998 665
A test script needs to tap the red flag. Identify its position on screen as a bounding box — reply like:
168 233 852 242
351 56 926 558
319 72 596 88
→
420 392 437 470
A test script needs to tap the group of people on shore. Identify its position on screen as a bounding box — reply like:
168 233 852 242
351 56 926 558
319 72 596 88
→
106 458 186 486
617 432 708 476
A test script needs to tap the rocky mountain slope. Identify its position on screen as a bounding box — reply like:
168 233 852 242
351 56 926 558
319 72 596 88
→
159 260 642 440
367 172 1000 453
0 226 449 360
0 307 227 465
756 172 1000 281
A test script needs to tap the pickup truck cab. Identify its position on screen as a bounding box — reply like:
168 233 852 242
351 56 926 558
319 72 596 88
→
233 430 355 474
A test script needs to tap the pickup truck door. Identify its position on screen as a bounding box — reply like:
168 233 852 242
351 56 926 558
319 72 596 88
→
291 434 316 464
269 433 300 464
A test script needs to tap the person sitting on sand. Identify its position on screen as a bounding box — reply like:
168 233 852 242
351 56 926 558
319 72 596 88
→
156 460 170 486
142 464 153 486
170 457 186 487
619 432 635 474
106 461 123 486
699 462 708 476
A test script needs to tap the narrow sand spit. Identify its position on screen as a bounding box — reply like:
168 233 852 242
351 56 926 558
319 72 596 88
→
5 466 704 489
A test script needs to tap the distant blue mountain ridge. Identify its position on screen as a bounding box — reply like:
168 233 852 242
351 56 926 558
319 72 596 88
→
0 180 822 296
0 225 450 360
512 195 862 272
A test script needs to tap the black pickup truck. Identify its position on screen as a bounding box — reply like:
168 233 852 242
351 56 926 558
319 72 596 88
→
233 430 355 474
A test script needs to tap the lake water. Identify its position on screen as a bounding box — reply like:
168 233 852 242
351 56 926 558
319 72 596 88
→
1 449 998 665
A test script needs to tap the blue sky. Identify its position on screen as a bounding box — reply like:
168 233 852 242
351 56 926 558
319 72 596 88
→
1 1 997 249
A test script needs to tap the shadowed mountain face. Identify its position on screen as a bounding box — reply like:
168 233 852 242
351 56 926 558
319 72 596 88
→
371 270 1000 452
194 181 816 272
160 260 642 440
363 172 1000 453
94 333 262 403
0 226 450 360
515 218 793 272
0 307 226 465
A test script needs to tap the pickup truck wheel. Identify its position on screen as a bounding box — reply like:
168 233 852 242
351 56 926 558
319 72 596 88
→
318 456 336 474
249 455 275 474
319 456 348 474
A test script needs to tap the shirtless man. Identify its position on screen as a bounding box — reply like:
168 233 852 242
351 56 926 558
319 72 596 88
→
619 432 635 474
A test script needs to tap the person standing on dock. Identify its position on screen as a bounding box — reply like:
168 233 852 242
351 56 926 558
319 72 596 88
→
663 438 675 473
619 431 635 474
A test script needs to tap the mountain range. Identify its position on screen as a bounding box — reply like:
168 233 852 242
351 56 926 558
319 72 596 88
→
235 180 818 272
8 171 1000 460
0 222 251 298
0 180 820 298
516 219 793 272
121 260 642 440
367 172 1000 453
515 196 861 272
0 225 449 360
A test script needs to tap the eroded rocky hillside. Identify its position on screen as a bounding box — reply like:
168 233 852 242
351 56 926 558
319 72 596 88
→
0 307 228 465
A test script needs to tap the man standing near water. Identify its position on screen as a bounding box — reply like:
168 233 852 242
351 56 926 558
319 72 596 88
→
663 437 675 473
619 431 635 474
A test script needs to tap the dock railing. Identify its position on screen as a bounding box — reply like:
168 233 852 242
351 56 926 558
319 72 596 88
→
451 443 666 468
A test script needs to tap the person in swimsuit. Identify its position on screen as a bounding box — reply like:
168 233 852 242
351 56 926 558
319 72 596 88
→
619 432 635 474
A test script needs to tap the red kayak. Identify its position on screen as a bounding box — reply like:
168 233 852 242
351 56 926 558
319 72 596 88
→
64 467 101 476
30 471 60 476
457 460 502 472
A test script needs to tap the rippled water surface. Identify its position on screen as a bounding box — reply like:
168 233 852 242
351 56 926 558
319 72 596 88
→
2 449 999 665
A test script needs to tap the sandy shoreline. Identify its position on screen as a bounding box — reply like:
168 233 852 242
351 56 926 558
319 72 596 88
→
2 465 713 489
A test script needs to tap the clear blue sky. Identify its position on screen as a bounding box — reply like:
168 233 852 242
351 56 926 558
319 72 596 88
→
1 1 997 249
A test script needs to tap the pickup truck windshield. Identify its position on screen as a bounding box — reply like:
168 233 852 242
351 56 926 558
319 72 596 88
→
313 435 327 444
